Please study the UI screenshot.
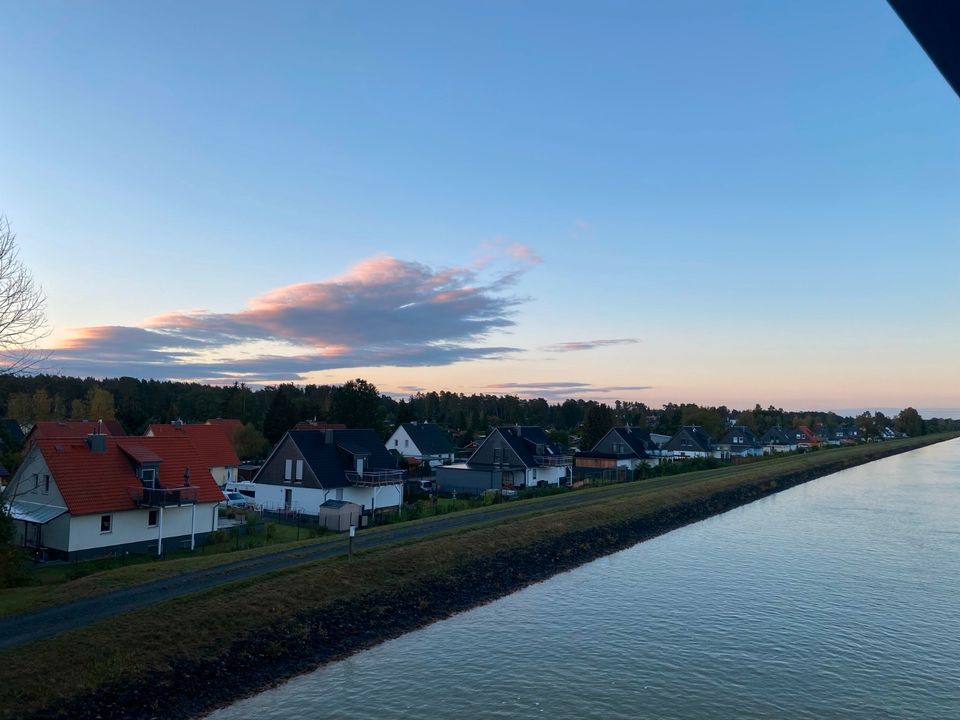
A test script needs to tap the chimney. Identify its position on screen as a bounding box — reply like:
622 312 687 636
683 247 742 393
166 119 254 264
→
86 433 107 453
172 418 183 428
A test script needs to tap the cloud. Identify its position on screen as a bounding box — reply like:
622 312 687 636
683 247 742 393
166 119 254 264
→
48 248 541 383
541 338 640 352
484 381 653 400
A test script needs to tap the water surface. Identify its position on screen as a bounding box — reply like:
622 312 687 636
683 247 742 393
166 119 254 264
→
209 441 960 719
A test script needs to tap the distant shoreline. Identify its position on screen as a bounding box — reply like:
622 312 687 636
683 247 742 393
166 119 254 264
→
8 434 957 720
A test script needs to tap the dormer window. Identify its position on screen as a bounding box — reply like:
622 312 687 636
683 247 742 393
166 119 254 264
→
141 467 157 486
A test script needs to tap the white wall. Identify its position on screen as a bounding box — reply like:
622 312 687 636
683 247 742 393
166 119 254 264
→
4 450 67 509
68 502 219 552
524 465 567 486
254 483 403 514
210 465 238 487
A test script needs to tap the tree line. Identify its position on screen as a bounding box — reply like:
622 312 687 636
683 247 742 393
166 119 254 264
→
0 374 953 459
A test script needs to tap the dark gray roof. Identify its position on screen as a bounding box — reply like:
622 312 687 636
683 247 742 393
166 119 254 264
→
489 426 560 468
664 426 714 453
611 426 652 458
400 423 454 456
759 426 794 445
288 429 398 489
717 426 760 448
0 419 24 446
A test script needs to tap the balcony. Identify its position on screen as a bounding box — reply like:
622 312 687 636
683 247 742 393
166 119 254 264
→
534 455 573 467
345 468 406 487
129 485 199 507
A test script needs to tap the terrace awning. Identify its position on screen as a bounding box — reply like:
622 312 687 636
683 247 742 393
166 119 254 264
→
5 501 68 524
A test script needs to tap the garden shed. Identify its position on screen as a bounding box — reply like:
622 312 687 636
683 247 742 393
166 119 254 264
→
318 499 362 532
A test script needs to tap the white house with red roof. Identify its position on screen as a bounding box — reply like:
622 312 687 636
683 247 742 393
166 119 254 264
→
1 433 224 561
145 420 241 487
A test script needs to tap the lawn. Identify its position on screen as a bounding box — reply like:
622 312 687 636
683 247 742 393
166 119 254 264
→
0 433 954 719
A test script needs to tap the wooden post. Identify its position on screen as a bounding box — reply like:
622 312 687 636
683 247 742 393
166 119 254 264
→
348 525 355 563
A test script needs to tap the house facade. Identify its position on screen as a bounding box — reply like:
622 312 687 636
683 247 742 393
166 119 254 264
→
253 429 404 516
714 426 763 458
576 425 659 476
385 422 455 467
663 425 715 459
2 434 223 561
759 426 798 454
434 426 571 495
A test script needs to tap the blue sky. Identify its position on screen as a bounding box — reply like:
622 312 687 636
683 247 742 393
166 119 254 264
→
1 1 957 411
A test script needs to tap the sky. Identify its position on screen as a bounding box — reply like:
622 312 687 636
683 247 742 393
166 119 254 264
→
1 1 958 413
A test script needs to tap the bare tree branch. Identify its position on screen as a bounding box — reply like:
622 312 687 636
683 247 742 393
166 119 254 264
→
0 216 49 376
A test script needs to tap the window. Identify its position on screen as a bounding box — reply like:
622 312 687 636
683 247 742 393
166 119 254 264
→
532 469 538 480
394 439 398 446
404 439 409 448
147 510 158 528
295 459 304 481
42 475 50 495
100 515 112 534
284 459 293 480
141 467 156 484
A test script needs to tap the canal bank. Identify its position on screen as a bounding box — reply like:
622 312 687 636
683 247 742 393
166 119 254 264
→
4 434 956 720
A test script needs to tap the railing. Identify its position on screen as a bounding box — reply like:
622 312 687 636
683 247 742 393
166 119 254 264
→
345 468 406 486
129 485 199 507
534 455 573 467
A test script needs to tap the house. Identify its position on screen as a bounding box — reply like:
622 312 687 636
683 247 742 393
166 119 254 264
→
0 419 25 448
385 422 455 467
663 426 715 459
25 419 126 448
714 426 763 458
145 421 241 487
293 421 348 431
759 426 798 454
789 425 820 449
253 428 405 516
1 432 223 561
576 425 659 476
434 425 571 495
825 425 860 446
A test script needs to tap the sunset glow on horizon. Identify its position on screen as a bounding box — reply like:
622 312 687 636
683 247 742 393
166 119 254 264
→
2 1 958 414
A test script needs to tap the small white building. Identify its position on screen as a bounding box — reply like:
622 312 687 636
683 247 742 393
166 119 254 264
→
253 428 405 516
2 434 223 561
385 422 455 467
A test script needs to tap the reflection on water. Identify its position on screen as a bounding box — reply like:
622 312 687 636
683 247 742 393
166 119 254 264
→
209 440 960 719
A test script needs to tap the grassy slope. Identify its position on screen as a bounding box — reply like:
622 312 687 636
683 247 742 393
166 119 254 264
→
0 434 954 717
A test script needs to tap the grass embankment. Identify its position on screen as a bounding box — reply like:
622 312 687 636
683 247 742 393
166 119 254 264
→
1 434 955 720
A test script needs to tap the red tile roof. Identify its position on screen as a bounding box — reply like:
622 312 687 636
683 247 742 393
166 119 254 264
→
205 419 244 438
37 436 223 516
27 420 126 443
147 423 240 468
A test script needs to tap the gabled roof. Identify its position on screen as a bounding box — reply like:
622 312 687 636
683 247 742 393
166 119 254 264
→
664 426 714 453
147 423 240 468
759 426 795 445
475 426 562 468
31 436 222 516
205 419 244 439
283 429 399 489
293 421 348 431
27 420 126 443
398 423 454 456
717 426 760 448
609 426 653 458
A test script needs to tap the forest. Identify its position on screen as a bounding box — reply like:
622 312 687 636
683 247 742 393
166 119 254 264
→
0 373 951 460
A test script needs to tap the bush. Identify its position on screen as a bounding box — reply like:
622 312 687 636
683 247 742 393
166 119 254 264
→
265 522 276 540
